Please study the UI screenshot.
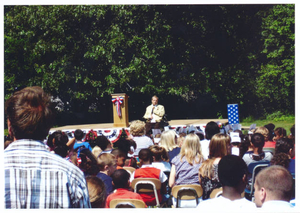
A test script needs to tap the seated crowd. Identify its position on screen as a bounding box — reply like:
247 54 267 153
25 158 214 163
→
4 86 296 210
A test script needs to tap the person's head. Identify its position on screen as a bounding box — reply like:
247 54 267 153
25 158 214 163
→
74 129 84 141
5 86 55 141
205 121 220 140
53 131 70 158
254 165 294 207
129 120 146 136
275 137 295 158
251 133 265 148
254 127 269 142
111 149 127 167
209 133 231 158
264 123 275 141
138 148 153 165
180 133 203 165
95 135 112 151
113 137 136 156
270 153 290 169
151 95 159 106
47 130 63 149
111 169 131 189
273 127 287 141
218 155 248 193
86 176 107 208
97 153 117 176
239 134 251 157
149 145 169 162
159 130 177 151
177 134 186 147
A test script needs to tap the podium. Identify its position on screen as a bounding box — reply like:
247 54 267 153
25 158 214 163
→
111 93 129 127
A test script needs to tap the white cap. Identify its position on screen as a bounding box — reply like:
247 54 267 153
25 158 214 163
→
230 132 241 143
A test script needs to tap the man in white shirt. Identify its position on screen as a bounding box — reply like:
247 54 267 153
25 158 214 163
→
254 165 294 211
143 95 165 136
197 155 256 211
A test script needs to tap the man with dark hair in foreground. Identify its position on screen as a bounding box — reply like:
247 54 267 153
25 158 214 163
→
4 86 91 208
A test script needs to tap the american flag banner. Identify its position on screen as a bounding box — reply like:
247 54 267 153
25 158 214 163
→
227 104 240 124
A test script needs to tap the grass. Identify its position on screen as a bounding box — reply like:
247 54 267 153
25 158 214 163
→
241 114 295 134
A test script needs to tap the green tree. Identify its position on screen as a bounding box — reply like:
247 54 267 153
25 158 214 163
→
256 4 295 114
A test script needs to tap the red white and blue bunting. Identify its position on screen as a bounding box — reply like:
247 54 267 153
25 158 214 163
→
48 123 218 144
112 96 124 117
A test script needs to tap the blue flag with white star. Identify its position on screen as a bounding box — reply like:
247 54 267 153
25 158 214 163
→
227 104 239 124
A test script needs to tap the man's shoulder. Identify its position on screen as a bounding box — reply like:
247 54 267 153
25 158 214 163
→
197 197 256 210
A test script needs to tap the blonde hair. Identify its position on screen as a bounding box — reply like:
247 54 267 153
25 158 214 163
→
254 126 269 141
209 133 231 158
97 153 116 171
199 158 215 179
92 146 102 158
180 133 203 165
159 130 178 151
129 120 146 136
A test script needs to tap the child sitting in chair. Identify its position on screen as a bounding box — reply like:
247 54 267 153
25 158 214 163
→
130 148 168 206
105 169 146 208
96 153 117 196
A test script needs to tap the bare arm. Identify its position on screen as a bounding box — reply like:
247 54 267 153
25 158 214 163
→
169 164 176 188
66 138 76 149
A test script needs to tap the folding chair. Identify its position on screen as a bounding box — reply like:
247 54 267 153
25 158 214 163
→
123 166 136 175
109 199 146 208
171 185 203 208
131 178 162 207
210 187 223 199
245 162 269 201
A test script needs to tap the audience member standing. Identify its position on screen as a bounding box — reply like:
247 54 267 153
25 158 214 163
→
4 86 90 208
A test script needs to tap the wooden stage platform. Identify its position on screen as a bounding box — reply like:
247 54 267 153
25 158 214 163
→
50 119 229 132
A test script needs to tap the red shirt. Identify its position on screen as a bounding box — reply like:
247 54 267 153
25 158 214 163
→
105 188 146 208
133 167 162 206
263 140 276 148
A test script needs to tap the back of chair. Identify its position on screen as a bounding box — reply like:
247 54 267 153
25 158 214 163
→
131 178 161 207
109 199 146 208
210 187 223 199
248 162 269 197
171 185 203 207
123 166 136 175
210 187 245 199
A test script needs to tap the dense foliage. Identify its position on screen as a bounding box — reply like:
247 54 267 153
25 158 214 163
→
4 5 294 124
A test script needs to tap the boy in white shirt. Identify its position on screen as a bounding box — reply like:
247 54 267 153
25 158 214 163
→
197 155 256 211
